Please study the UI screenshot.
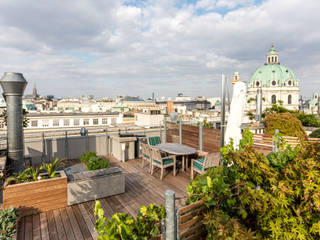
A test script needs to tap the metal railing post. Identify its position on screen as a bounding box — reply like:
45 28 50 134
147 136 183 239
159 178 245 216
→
164 119 167 143
272 129 279 152
179 121 182 145
220 74 227 165
106 132 109 155
42 132 46 163
65 131 68 159
199 122 203 151
165 190 176 240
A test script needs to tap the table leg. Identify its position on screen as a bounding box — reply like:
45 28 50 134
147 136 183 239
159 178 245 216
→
182 155 185 172
186 155 189 169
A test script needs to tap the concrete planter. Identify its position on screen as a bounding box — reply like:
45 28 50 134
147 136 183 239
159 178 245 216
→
2 171 67 216
67 167 125 205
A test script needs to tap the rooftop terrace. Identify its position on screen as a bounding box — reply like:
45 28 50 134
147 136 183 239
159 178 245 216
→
15 156 189 240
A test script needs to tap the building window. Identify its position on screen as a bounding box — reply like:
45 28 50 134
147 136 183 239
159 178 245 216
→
288 95 292 104
31 120 38 127
256 81 260 87
271 95 276 104
93 119 98 125
83 119 89 125
272 80 276 86
102 118 107 124
53 119 59 127
272 56 274 62
42 120 49 128
74 119 79 126
64 119 70 126
288 80 292 86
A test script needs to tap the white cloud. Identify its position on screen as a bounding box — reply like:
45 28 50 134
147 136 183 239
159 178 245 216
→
0 0 319 98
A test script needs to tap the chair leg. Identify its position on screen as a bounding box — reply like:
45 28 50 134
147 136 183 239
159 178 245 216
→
151 164 154 175
160 167 164 180
173 164 176 176
191 165 194 180
141 158 144 168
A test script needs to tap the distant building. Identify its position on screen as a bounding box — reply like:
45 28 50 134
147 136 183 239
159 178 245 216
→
135 108 164 128
247 45 300 111
2 112 122 131
32 82 39 100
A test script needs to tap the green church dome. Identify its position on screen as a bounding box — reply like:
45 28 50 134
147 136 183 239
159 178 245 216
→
249 45 298 88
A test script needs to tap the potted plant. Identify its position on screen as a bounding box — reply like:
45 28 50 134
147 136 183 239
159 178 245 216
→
2 159 67 216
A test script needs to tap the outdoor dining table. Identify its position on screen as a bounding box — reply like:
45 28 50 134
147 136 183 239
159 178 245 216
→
154 143 197 171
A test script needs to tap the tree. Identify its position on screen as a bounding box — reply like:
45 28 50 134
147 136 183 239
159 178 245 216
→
0 109 29 128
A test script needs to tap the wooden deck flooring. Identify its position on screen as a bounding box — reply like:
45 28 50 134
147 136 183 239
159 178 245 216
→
17 157 190 240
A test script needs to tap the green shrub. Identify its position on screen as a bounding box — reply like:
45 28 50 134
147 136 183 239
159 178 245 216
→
0 207 18 239
309 129 320 138
264 112 307 139
186 128 320 239
80 152 109 170
86 156 109 171
262 103 320 127
94 201 164 239
80 152 97 163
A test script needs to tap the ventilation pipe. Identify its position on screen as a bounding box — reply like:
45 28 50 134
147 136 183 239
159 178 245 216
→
0 72 27 172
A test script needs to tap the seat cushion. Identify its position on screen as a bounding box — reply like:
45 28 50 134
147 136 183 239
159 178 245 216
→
154 158 174 165
193 161 203 170
197 157 205 163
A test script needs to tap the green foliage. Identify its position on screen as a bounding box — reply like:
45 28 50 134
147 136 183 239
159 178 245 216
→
94 201 164 240
42 158 62 178
187 128 320 239
0 207 18 240
264 112 307 139
296 113 320 127
204 210 257 240
262 103 320 127
309 129 320 138
80 151 97 163
246 111 255 120
0 109 29 127
80 152 109 170
197 118 213 128
6 158 62 185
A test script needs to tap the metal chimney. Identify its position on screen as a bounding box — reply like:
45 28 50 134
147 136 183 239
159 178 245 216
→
255 88 262 123
0 72 27 172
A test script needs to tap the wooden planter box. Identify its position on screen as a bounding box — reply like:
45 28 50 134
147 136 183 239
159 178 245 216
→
2 171 67 216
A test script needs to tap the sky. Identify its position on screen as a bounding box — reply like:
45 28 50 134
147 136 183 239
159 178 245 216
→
0 0 319 99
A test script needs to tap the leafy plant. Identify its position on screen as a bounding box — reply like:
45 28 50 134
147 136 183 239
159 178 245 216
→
80 151 97 163
94 201 164 240
0 207 18 239
5 158 61 186
42 158 62 178
309 129 320 138
80 152 109 170
264 112 307 139
187 128 320 239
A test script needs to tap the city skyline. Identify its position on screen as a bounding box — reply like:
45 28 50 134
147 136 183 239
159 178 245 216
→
0 0 319 98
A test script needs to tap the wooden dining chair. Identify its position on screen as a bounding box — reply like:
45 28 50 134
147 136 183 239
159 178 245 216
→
148 136 161 146
141 143 152 173
150 147 176 180
191 151 220 179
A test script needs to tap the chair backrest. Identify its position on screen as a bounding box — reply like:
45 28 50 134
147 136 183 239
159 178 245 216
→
150 147 162 163
148 136 161 146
